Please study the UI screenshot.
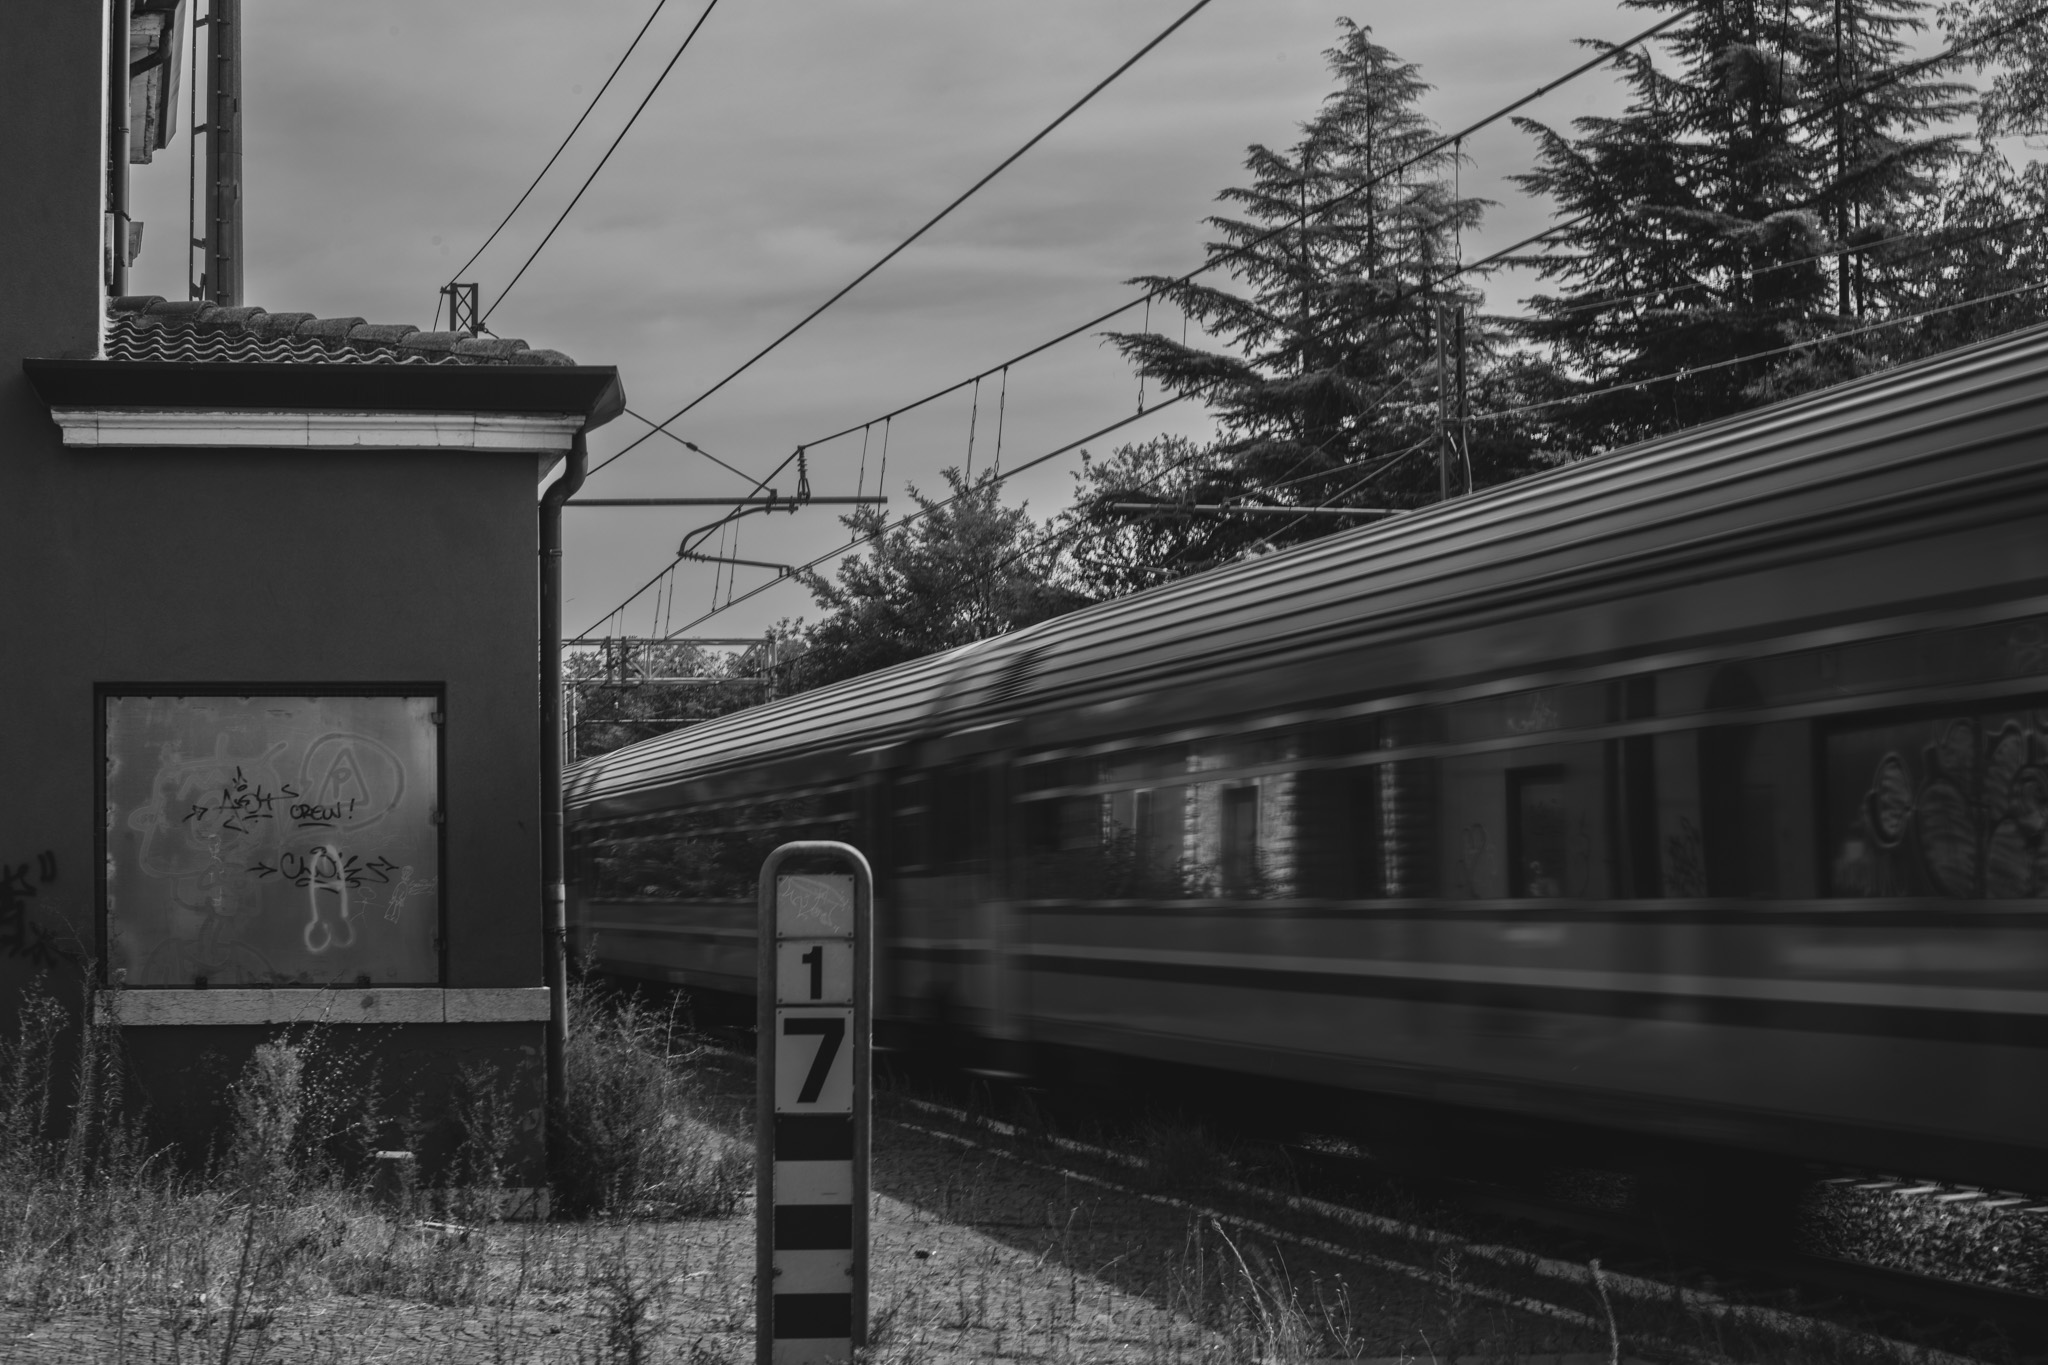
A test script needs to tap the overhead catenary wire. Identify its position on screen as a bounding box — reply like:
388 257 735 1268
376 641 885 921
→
576 0 1996 650
576 279 1461 641
577 397 1185 640
600 8 1684 479
482 0 724 325
966 376 982 481
758 0 2030 472
589 3 1973 638
596 0 1224 473
622 410 755 483
442 0 673 311
1536 208 2048 321
993 368 1008 476
1475 276 2048 424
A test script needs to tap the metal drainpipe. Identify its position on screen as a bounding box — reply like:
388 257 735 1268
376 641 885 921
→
539 432 588 1135
108 0 132 296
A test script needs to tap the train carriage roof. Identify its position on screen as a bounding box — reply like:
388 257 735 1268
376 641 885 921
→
567 323 2048 818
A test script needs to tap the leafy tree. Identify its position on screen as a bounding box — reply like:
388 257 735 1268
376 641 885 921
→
1513 0 1969 449
1056 436 1239 600
785 469 1085 692
1884 147 2048 349
1105 22 1512 554
566 639 783 760
1943 0 2048 140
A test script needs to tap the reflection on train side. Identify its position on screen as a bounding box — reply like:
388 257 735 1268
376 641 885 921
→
574 614 2048 926
568 610 2048 1190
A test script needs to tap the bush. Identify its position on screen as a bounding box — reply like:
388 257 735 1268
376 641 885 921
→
550 983 750 1219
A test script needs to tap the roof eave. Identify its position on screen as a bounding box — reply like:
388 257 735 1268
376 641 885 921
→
21 358 626 428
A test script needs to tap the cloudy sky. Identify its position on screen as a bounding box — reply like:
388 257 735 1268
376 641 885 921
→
126 0 1652 644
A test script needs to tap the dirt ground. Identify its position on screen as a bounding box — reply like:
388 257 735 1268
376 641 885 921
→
0 1095 1626 1365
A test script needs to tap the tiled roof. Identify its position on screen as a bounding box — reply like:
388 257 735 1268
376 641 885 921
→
106 297 579 367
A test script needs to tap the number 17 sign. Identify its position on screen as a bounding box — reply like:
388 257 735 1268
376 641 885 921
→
756 843 873 1365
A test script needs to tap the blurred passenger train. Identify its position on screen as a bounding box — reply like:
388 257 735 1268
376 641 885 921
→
567 326 2048 1191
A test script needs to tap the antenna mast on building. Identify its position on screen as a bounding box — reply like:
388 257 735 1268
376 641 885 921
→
189 0 242 304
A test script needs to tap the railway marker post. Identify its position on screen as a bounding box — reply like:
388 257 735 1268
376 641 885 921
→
756 842 873 1365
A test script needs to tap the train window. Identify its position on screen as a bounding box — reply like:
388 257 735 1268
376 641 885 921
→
1296 766 1373 897
892 776 928 873
1604 676 1661 896
1508 767 1568 897
1824 702 2048 898
1021 794 1106 899
577 789 856 903
922 765 992 874
1220 786 1259 895
1105 785 1186 895
1692 660 1811 897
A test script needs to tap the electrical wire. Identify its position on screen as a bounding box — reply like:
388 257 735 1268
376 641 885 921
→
599 0 1223 466
993 367 1008 475
604 7 1682 474
444 0 673 305
1475 276 2048 424
621 409 754 482
1536 208 2048 321
572 221 1546 638
575 8 1691 630
1785 0 2048 132
483 0 724 324
576 398 1186 640
966 376 982 481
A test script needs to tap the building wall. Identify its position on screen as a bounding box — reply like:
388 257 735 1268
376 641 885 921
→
0 5 548 1174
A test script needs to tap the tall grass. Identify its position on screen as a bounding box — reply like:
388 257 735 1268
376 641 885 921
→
552 981 751 1220
0 975 753 1362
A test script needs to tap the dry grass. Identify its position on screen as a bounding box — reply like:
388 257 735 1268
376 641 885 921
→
0 983 2006 1364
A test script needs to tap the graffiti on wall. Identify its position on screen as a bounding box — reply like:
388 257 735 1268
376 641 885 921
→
0 852 61 967
106 696 442 987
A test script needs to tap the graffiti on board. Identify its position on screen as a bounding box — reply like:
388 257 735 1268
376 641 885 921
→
105 696 441 987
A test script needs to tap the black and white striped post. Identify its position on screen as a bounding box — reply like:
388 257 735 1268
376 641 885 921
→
756 842 872 1365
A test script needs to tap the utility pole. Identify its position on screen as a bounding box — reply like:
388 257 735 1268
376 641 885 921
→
108 0 134 296
1455 305 1469 498
195 0 242 305
1435 299 1450 503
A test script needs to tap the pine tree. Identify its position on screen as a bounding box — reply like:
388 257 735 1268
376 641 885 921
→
1514 0 1968 448
1804 0 1973 321
1103 22 1502 560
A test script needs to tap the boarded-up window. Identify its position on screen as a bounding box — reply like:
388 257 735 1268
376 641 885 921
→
104 694 442 987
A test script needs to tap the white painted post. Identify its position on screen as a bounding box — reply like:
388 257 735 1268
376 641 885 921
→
756 842 872 1365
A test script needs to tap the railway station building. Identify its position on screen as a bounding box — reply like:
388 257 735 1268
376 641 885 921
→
0 6 621 1183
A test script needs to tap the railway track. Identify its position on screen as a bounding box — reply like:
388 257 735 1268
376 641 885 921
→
673 1006 2046 1361
879 1089 2022 1365
1283 1145 2048 1356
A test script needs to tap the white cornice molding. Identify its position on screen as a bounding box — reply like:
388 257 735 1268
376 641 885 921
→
50 408 584 453
93 986 551 1027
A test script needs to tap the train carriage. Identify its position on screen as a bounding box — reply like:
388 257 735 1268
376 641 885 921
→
568 323 2048 1190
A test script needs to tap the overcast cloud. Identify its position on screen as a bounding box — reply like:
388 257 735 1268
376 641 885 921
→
124 0 1642 641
